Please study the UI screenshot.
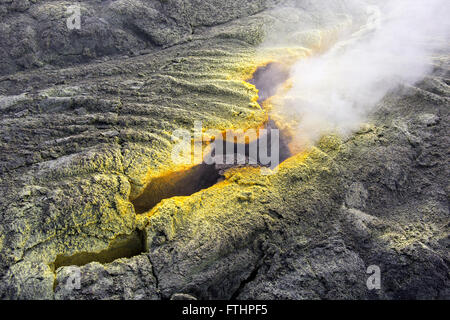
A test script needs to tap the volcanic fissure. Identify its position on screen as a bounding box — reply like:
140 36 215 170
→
130 62 292 214
52 229 148 270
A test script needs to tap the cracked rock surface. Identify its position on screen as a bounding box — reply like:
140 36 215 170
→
0 0 449 300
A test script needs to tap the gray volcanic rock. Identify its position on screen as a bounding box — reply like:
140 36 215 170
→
0 0 449 300
0 0 279 76
54 256 159 300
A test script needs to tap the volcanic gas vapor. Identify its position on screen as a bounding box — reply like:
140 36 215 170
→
276 0 450 148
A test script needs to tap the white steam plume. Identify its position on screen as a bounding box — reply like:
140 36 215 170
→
278 0 450 147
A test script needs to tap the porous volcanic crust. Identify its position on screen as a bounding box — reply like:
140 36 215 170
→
0 1 449 299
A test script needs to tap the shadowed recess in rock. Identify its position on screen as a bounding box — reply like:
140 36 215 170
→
249 62 290 103
131 126 293 215
248 62 292 161
52 230 147 270
131 164 221 214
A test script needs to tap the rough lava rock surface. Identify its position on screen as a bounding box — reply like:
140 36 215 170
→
0 0 449 299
